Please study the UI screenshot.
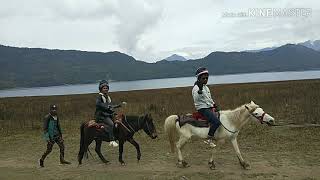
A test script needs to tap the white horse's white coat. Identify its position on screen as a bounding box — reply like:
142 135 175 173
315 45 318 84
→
164 101 275 169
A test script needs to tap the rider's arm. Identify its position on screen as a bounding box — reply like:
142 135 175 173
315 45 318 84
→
111 104 121 109
192 85 201 103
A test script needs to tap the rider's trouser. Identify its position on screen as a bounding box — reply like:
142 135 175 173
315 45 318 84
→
198 108 221 137
40 136 66 162
100 117 115 141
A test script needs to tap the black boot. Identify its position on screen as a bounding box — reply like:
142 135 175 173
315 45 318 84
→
60 151 71 165
39 159 44 167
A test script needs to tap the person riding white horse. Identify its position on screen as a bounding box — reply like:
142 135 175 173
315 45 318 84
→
164 101 275 169
192 67 221 147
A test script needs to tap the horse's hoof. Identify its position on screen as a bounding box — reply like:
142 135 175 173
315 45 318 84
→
103 161 110 165
121 162 126 166
176 163 185 168
241 162 251 170
244 164 251 170
208 161 216 170
176 161 190 168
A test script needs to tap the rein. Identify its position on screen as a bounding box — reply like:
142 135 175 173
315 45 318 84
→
220 120 239 134
116 118 132 133
119 115 137 133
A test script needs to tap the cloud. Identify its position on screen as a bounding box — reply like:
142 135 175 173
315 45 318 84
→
47 0 117 21
112 1 164 57
0 0 319 62
39 1 164 60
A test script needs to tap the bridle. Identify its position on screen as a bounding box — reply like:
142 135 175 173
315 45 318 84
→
245 106 266 124
144 116 154 136
122 115 154 135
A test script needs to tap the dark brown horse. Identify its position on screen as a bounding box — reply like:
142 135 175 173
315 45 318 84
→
78 113 158 165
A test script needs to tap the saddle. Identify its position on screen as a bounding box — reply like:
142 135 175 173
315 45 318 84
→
178 108 219 128
88 114 134 136
86 120 105 132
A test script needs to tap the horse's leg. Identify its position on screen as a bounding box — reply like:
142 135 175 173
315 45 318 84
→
127 137 141 162
118 140 126 165
176 135 191 168
208 147 217 170
95 139 109 164
231 137 251 169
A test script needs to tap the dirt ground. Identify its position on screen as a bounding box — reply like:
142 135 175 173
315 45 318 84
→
1 123 320 180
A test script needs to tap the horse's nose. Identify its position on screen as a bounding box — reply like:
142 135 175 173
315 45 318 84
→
268 119 275 125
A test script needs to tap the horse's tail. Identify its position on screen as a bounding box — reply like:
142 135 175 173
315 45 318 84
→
80 122 86 150
164 115 179 153
78 122 86 164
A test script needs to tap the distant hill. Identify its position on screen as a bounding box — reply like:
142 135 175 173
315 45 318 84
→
164 54 188 61
0 44 320 89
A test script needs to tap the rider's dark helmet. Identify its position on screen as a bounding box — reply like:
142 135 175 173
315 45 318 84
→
99 80 109 91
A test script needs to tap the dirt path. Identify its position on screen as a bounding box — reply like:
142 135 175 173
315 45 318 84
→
1 126 320 180
0 153 319 180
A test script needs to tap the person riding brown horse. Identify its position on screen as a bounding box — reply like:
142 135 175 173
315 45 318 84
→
95 80 122 147
78 113 158 165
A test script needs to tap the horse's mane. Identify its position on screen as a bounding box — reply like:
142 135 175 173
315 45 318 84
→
220 103 258 126
124 115 146 122
221 105 246 120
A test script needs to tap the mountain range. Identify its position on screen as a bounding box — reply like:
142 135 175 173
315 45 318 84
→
0 43 320 90
245 40 320 53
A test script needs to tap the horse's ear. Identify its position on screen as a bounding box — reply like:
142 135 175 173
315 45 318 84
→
250 100 256 105
245 104 255 113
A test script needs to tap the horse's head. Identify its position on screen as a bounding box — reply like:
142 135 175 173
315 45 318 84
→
142 113 158 139
245 101 275 126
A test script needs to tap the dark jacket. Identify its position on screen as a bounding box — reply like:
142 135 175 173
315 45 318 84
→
43 114 62 140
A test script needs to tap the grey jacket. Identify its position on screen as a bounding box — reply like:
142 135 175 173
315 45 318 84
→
192 84 215 110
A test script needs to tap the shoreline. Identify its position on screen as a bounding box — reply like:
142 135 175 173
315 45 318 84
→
1 78 319 99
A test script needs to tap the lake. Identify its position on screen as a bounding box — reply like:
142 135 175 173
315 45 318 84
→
1 70 320 98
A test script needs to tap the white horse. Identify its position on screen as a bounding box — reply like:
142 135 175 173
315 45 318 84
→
164 101 275 169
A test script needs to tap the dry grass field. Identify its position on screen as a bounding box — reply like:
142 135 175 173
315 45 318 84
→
0 79 320 179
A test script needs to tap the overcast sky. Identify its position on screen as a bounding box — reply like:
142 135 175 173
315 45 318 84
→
0 0 319 62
